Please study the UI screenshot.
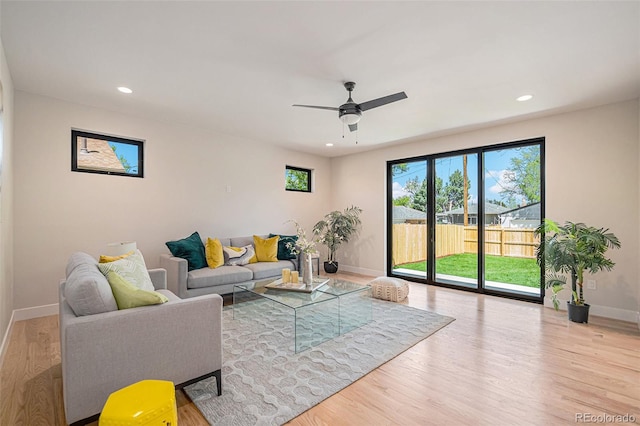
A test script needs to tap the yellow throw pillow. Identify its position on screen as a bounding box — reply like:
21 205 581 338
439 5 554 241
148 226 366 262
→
253 235 279 262
106 271 168 310
99 250 135 263
205 238 224 268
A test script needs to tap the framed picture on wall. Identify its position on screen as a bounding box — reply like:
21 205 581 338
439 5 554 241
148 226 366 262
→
71 129 144 178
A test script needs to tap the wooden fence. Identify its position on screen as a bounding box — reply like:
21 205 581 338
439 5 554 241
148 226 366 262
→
392 224 539 265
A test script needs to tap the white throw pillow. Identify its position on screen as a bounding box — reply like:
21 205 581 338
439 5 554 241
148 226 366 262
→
97 249 155 291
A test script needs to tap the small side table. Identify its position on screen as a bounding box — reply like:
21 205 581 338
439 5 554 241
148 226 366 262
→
310 254 320 276
99 380 177 426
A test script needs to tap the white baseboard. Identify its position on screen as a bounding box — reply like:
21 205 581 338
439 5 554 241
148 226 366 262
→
338 264 383 278
0 310 16 370
12 303 59 321
0 304 59 370
544 298 638 323
590 305 640 323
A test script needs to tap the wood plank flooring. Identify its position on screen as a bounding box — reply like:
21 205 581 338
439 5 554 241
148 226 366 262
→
1 272 638 425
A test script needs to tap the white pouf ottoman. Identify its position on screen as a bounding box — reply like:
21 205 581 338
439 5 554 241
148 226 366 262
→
369 276 410 302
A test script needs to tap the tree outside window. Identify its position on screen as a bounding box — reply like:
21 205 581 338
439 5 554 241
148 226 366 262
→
285 166 312 192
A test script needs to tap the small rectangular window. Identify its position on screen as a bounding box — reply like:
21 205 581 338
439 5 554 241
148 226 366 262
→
285 166 311 192
71 129 144 178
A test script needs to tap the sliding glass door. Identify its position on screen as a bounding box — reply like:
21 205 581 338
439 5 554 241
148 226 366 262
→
387 138 544 303
483 145 542 297
389 160 428 280
434 154 478 288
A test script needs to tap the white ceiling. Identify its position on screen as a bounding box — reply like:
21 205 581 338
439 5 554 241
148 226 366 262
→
2 1 639 157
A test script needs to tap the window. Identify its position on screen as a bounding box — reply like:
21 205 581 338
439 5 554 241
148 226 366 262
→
285 166 311 192
387 138 544 303
71 129 144 178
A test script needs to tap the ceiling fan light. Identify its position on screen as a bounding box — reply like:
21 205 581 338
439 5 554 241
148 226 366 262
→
340 112 361 125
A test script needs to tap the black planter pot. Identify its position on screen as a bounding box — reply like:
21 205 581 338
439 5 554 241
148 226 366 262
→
567 301 590 323
323 261 338 274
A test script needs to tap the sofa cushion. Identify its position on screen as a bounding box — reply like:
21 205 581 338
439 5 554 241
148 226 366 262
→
97 250 155 292
65 262 118 316
253 235 279 262
165 231 207 271
187 265 253 289
243 260 295 280
229 236 255 248
66 251 98 277
106 271 168 310
269 233 298 260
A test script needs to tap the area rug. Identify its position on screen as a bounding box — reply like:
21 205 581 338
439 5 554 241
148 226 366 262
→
184 298 454 425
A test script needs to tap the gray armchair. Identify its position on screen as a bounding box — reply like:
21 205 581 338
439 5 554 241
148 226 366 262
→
59 253 222 425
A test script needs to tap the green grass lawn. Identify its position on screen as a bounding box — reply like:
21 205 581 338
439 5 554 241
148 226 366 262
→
395 253 540 288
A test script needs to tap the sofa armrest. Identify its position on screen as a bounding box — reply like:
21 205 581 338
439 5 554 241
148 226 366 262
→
60 292 222 424
148 268 167 290
159 254 188 297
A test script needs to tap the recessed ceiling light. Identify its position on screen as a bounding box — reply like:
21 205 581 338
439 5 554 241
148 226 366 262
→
326 143 334 147
516 94 533 102
117 86 133 94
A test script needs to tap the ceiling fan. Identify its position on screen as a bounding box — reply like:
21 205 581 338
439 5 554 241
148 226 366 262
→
293 82 407 132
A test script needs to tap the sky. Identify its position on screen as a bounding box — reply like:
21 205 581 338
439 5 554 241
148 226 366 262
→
108 141 139 174
392 147 536 206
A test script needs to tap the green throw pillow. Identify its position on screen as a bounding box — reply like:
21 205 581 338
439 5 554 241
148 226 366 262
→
269 233 298 260
165 231 207 271
106 271 168 310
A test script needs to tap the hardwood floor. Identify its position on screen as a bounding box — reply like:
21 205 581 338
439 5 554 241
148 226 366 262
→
1 272 639 425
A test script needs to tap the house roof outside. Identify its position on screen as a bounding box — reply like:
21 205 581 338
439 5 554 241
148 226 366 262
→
499 202 542 228
392 205 426 223
441 202 508 216
500 202 541 220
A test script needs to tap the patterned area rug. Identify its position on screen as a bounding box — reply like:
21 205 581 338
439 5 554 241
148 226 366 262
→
185 298 454 425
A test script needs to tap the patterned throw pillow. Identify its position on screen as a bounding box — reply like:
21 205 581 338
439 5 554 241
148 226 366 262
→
223 245 255 266
97 249 155 292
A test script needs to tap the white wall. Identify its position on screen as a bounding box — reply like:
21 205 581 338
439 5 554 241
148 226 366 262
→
10 90 640 322
13 91 331 310
0 33 15 349
331 100 640 320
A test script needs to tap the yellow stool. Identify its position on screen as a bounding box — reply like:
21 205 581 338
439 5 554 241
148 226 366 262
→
99 380 177 426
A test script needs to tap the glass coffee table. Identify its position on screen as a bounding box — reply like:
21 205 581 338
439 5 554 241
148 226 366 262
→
233 278 372 352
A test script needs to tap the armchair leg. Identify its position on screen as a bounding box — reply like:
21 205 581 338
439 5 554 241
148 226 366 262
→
213 369 222 396
176 369 222 396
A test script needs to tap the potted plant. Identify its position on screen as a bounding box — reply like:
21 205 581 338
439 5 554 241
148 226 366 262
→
313 206 362 273
535 219 621 323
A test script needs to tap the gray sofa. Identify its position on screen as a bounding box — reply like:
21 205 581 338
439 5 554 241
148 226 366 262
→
160 235 299 298
59 252 222 425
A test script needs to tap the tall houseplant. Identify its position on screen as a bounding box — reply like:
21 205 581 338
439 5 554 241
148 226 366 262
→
313 206 362 273
535 219 621 323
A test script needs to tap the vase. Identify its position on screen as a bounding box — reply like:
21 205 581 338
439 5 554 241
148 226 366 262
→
303 253 313 285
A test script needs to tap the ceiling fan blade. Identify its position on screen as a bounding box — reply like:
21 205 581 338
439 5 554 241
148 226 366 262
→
348 123 358 132
358 92 407 111
292 104 339 111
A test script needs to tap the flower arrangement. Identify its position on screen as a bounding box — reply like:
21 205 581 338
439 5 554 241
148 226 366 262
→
285 221 319 256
